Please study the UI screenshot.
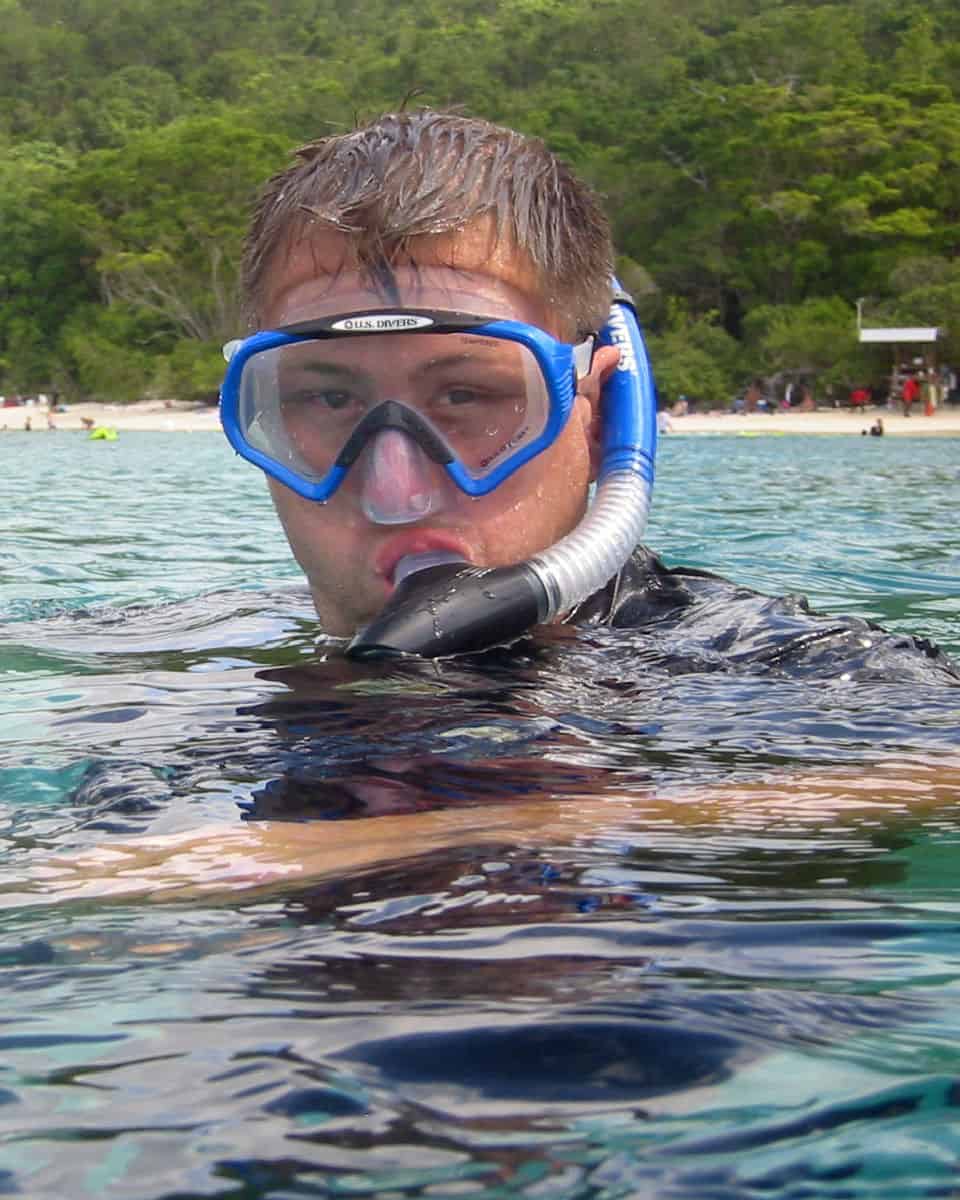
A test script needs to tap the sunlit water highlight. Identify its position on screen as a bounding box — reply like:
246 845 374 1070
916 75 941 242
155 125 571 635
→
1 429 959 1198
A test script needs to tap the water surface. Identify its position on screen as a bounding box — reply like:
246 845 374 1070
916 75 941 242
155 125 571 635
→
2 430 959 1198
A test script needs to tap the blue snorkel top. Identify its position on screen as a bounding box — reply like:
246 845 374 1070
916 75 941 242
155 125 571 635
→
597 285 658 483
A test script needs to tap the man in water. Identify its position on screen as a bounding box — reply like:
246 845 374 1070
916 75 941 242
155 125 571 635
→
224 109 957 683
19 113 959 906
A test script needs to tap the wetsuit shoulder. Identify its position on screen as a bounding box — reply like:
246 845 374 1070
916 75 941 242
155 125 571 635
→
572 547 960 683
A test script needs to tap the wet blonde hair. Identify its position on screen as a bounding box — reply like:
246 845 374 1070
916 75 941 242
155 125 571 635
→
242 110 614 338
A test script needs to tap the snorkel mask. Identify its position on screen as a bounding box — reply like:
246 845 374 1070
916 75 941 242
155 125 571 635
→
220 284 657 658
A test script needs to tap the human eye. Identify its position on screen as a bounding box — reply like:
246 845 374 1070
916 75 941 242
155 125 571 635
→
300 387 353 411
436 366 525 408
417 342 529 423
440 385 488 407
281 373 364 417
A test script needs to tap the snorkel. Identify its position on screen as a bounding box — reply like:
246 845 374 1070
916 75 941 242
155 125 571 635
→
346 286 657 658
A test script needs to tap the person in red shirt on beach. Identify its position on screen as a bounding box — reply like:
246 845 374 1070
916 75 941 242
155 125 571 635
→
902 374 919 416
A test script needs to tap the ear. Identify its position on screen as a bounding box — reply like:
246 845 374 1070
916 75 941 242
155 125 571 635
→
576 345 621 480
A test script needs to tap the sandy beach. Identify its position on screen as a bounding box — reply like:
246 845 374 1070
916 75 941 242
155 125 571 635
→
4 398 960 436
663 407 960 437
3 400 222 434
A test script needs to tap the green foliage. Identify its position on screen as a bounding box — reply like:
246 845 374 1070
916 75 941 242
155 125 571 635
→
872 255 960 362
648 304 744 408
71 66 184 149
60 306 156 402
153 339 224 404
1 0 959 399
0 140 99 389
742 296 871 386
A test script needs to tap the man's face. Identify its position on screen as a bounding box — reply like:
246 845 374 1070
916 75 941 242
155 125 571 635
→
257 226 615 635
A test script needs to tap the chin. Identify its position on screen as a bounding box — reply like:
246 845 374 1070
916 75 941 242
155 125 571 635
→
307 593 361 637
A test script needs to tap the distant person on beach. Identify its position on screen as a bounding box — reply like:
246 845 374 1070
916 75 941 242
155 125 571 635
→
946 367 959 406
922 368 938 416
743 380 763 413
217 108 958 683
902 374 919 417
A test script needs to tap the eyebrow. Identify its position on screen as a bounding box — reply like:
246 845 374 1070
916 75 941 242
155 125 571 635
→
282 361 358 381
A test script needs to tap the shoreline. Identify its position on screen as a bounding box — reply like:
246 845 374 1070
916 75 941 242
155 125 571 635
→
3 401 222 434
4 400 960 437
665 407 960 437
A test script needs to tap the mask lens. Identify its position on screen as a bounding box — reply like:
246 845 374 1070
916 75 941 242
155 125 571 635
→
234 331 552 485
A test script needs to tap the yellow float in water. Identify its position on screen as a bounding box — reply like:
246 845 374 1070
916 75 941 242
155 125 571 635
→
88 426 118 441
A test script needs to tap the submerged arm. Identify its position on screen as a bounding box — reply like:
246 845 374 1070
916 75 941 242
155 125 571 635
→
5 759 959 908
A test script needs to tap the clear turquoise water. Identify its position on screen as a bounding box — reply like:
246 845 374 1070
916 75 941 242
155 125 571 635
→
2 429 960 1198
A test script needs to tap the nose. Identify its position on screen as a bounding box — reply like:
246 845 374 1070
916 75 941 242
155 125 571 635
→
359 428 449 525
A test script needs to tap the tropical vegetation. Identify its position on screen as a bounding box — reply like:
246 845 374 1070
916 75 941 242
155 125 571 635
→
2 0 958 406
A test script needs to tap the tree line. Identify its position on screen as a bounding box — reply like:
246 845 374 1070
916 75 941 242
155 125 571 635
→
2 0 959 407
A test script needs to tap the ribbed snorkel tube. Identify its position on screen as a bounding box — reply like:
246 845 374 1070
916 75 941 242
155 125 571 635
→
524 285 657 623
346 286 657 659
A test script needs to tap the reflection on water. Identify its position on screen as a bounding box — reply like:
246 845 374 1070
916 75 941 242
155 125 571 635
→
1 432 960 1197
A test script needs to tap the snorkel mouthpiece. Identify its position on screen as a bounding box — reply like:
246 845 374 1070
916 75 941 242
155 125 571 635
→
347 561 548 659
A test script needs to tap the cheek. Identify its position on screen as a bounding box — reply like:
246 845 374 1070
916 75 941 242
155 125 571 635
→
268 480 307 544
546 403 594 492
479 421 592 556
267 482 352 568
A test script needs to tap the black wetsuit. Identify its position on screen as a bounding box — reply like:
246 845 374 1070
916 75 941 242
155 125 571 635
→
570 547 960 684
59 548 958 829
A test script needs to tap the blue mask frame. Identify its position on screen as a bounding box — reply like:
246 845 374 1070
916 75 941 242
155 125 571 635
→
219 310 593 501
